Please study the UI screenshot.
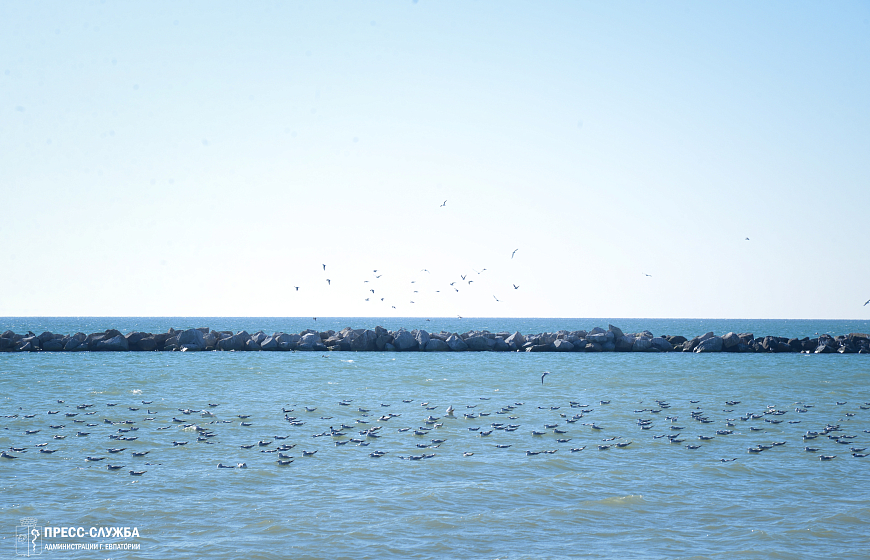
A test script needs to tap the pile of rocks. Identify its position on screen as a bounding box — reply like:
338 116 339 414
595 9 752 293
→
1 325 867 354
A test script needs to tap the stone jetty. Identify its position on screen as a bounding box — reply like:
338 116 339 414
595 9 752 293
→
1 326 868 354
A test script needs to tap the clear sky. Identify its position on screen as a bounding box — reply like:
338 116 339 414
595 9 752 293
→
2 1 868 319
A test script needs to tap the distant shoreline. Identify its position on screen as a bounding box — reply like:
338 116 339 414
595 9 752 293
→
2 325 868 354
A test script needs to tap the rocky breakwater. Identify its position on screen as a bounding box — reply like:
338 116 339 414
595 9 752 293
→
1 325 868 354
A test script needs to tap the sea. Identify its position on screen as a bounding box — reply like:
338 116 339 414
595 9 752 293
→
2 317 869 559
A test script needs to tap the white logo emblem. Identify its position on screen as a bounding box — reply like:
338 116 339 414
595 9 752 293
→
15 517 42 556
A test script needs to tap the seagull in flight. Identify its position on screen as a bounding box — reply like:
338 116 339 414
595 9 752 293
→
541 371 550 385
322 264 326 270
461 274 466 280
865 299 870 306
745 237 750 241
513 284 519 290
511 249 518 259
493 295 499 302
326 279 331 285
440 200 446 207
294 286 299 291
643 273 652 277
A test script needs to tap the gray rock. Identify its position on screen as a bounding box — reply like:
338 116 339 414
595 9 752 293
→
650 337 674 352
695 336 723 353
137 337 157 351
276 333 300 350
350 330 378 351
490 338 511 352
615 335 635 352
95 335 129 352
63 337 84 351
722 332 740 349
251 331 267 345
552 340 574 352
217 334 246 351
608 325 624 339
632 337 652 352
392 330 418 351
375 334 393 351
465 336 490 351
42 339 65 351
383 343 396 351
415 330 431 351
446 334 468 352
245 339 262 351
177 329 206 351
425 339 450 351
505 332 525 348
260 336 279 351
601 341 616 352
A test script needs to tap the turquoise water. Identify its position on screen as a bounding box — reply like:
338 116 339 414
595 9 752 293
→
2 318 869 559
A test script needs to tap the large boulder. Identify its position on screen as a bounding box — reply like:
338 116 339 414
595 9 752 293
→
722 332 740 349
350 330 377 351
177 329 206 351
446 334 468 352
490 338 512 352
245 339 262 351
392 330 418 351
375 334 393 351
42 339 65 351
694 336 723 353
217 334 245 351
505 332 525 349
650 337 674 352
260 336 279 351
137 336 157 351
608 325 625 339
615 335 635 352
465 336 490 351
632 337 652 352
95 335 129 351
276 333 300 350
425 339 450 351
415 330 431 351
552 340 574 352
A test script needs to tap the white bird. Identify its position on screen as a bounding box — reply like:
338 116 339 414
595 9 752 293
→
446 405 455 415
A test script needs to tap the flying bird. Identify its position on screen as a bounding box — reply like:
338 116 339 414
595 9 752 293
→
326 279 331 285
440 200 446 207
295 286 299 291
865 299 870 306
461 275 466 280
513 284 519 290
643 273 652 277
745 237 750 241
322 264 326 270
541 371 550 385
511 249 518 258
493 295 499 302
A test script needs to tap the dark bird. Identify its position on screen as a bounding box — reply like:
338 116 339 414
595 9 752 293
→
541 371 550 384
865 299 870 306
493 295 499 302
440 200 446 207
422 269 429 273
512 249 518 258
745 237 750 240
513 284 519 289
461 275 466 280
322 264 326 270
295 286 299 291
326 279 331 285
370 289 375 293
643 273 652 277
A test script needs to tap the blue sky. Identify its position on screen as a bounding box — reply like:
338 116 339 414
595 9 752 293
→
2 1 868 318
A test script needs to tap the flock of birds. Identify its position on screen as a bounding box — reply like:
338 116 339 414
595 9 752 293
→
3 382 868 473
